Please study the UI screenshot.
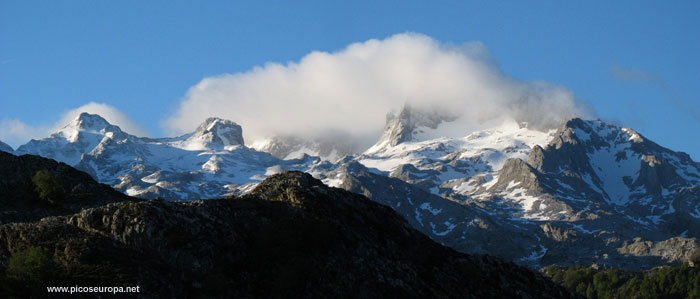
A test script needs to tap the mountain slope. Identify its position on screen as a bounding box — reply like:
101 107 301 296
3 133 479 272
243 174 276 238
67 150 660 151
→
318 160 550 262
0 141 12 154
0 151 135 224
327 117 700 269
0 171 575 298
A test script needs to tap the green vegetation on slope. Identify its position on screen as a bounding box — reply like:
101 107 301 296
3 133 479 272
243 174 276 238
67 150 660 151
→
1 246 57 296
544 262 700 299
32 170 64 205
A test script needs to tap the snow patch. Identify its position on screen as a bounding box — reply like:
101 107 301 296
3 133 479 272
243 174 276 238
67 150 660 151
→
419 202 442 215
519 245 548 262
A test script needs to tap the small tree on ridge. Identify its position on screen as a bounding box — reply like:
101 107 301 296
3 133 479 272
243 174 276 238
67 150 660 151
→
32 170 64 205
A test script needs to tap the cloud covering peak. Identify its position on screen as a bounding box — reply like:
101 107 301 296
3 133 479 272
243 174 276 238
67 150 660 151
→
165 33 591 150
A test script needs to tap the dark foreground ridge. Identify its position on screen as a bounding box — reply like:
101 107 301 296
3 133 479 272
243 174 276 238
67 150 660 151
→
0 151 136 224
0 165 575 298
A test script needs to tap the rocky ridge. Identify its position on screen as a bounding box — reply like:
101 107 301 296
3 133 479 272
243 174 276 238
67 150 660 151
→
0 171 576 298
0 151 135 224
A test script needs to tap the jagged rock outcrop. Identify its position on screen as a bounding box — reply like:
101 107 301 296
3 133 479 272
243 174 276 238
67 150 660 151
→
491 158 543 193
180 117 244 150
634 154 682 194
389 163 440 190
618 237 700 263
0 171 576 298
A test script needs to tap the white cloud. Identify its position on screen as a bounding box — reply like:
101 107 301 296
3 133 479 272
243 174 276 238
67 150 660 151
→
0 118 47 148
165 33 591 151
610 63 663 85
0 102 148 148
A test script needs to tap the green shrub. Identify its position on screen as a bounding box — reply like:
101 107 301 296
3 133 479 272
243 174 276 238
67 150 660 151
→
5 246 56 284
32 170 64 205
545 263 700 299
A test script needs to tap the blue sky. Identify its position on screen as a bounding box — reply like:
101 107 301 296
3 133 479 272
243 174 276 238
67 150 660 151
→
1 1 699 159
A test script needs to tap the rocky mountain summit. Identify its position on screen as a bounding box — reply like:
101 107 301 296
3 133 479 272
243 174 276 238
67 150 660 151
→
0 170 575 298
170 117 245 150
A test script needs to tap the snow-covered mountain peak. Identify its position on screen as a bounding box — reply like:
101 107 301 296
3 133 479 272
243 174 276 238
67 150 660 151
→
61 112 113 131
541 118 671 159
15 113 132 165
58 112 121 141
179 117 244 150
71 112 111 129
523 117 700 208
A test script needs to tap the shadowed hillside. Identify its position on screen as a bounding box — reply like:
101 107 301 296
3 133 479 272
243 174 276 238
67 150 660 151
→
0 164 576 298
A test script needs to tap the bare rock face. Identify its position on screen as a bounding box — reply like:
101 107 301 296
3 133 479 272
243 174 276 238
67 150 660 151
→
492 158 543 193
0 171 577 298
540 223 579 242
634 155 682 194
184 117 244 148
618 237 700 263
